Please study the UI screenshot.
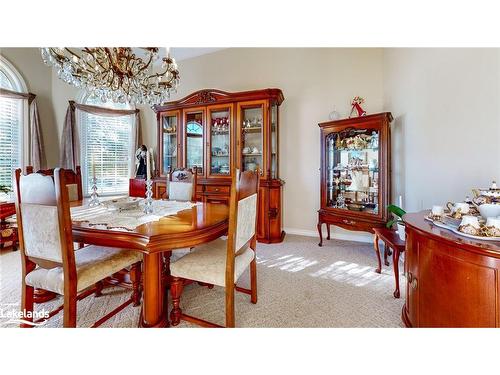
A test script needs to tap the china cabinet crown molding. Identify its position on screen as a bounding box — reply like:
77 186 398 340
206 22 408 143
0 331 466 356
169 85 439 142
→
317 112 392 246
151 88 285 244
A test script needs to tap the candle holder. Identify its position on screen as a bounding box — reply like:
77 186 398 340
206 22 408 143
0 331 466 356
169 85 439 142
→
144 178 153 214
88 177 100 207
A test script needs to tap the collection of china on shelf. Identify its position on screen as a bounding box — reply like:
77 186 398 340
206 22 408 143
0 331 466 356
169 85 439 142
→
329 130 379 212
426 181 500 241
210 116 230 175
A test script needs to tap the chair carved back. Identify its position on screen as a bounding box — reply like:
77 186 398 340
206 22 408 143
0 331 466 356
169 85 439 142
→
15 169 77 291
225 169 259 285
26 166 83 202
168 168 197 201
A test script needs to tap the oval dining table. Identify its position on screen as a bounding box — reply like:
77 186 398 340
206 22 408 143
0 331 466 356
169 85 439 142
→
70 199 229 328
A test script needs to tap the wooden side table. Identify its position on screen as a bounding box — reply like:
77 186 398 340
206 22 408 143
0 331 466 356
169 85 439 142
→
0 202 18 251
373 227 406 298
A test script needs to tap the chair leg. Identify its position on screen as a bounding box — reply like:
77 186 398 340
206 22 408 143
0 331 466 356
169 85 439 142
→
163 251 172 288
20 284 34 328
197 281 214 289
94 281 104 297
130 262 142 307
170 276 184 326
225 283 235 328
250 257 257 304
63 293 77 328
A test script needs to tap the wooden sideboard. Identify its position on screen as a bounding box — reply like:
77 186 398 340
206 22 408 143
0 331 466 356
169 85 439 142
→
152 88 286 243
403 211 500 327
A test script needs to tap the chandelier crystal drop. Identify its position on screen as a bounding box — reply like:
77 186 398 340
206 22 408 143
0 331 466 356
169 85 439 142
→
41 47 180 106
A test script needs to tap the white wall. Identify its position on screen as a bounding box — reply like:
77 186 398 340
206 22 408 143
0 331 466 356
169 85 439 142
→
383 48 500 212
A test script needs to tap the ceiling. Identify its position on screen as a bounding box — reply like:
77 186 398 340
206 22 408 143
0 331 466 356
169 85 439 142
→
170 48 226 61
132 47 225 61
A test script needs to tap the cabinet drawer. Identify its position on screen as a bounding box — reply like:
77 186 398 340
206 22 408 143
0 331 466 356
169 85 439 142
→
205 196 229 205
320 212 378 232
205 185 230 194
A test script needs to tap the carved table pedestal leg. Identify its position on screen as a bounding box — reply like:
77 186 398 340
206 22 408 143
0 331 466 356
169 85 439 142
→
140 252 168 328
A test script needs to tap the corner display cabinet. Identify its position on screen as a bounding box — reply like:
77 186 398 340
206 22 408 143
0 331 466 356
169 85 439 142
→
317 112 392 246
153 88 285 243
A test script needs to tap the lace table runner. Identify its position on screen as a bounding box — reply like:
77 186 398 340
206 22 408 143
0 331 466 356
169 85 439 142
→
71 199 198 231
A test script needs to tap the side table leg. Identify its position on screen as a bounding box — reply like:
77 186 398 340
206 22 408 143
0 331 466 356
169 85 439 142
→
317 222 323 247
373 234 382 274
384 242 391 267
393 248 401 298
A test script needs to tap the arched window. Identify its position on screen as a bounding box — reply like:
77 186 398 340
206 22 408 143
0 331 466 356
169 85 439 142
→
78 94 136 196
0 56 28 192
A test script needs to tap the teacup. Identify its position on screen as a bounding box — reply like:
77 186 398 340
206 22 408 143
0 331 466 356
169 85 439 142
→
431 205 444 219
458 215 481 236
252 147 260 154
447 202 470 215
485 217 500 237
478 203 500 219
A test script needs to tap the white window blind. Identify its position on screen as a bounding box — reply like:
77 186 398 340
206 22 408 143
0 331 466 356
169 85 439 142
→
80 109 134 196
0 96 22 191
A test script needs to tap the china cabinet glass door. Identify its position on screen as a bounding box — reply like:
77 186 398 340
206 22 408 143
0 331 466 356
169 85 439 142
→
184 109 205 174
240 102 265 175
326 127 380 214
161 111 179 175
208 105 232 176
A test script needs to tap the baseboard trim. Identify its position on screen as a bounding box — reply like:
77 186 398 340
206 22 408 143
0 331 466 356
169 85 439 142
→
284 227 373 244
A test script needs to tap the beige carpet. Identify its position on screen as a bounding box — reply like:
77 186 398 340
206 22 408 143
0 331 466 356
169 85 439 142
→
0 235 405 328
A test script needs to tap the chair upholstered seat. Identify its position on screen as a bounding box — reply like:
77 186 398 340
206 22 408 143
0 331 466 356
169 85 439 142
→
170 247 192 263
170 238 255 287
25 245 142 295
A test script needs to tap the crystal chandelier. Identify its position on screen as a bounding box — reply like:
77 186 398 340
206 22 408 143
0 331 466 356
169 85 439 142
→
41 47 180 106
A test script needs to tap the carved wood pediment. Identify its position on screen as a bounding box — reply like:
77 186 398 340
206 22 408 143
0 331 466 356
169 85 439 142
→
178 89 230 106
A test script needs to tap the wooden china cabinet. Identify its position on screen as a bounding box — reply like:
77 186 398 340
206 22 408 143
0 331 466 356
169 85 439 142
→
153 88 285 243
317 112 392 246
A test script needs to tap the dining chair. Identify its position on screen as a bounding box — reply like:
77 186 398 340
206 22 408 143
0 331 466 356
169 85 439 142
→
14 168 143 328
166 168 197 201
26 165 83 202
161 168 198 283
169 169 259 328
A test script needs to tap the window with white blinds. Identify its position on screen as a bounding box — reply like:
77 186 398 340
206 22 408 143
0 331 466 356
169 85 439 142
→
0 96 22 191
0 60 24 192
79 98 135 196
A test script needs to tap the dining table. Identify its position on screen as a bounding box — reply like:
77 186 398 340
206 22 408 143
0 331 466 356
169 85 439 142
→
70 198 229 328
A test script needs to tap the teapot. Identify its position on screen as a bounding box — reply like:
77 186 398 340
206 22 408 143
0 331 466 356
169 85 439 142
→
471 181 500 218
